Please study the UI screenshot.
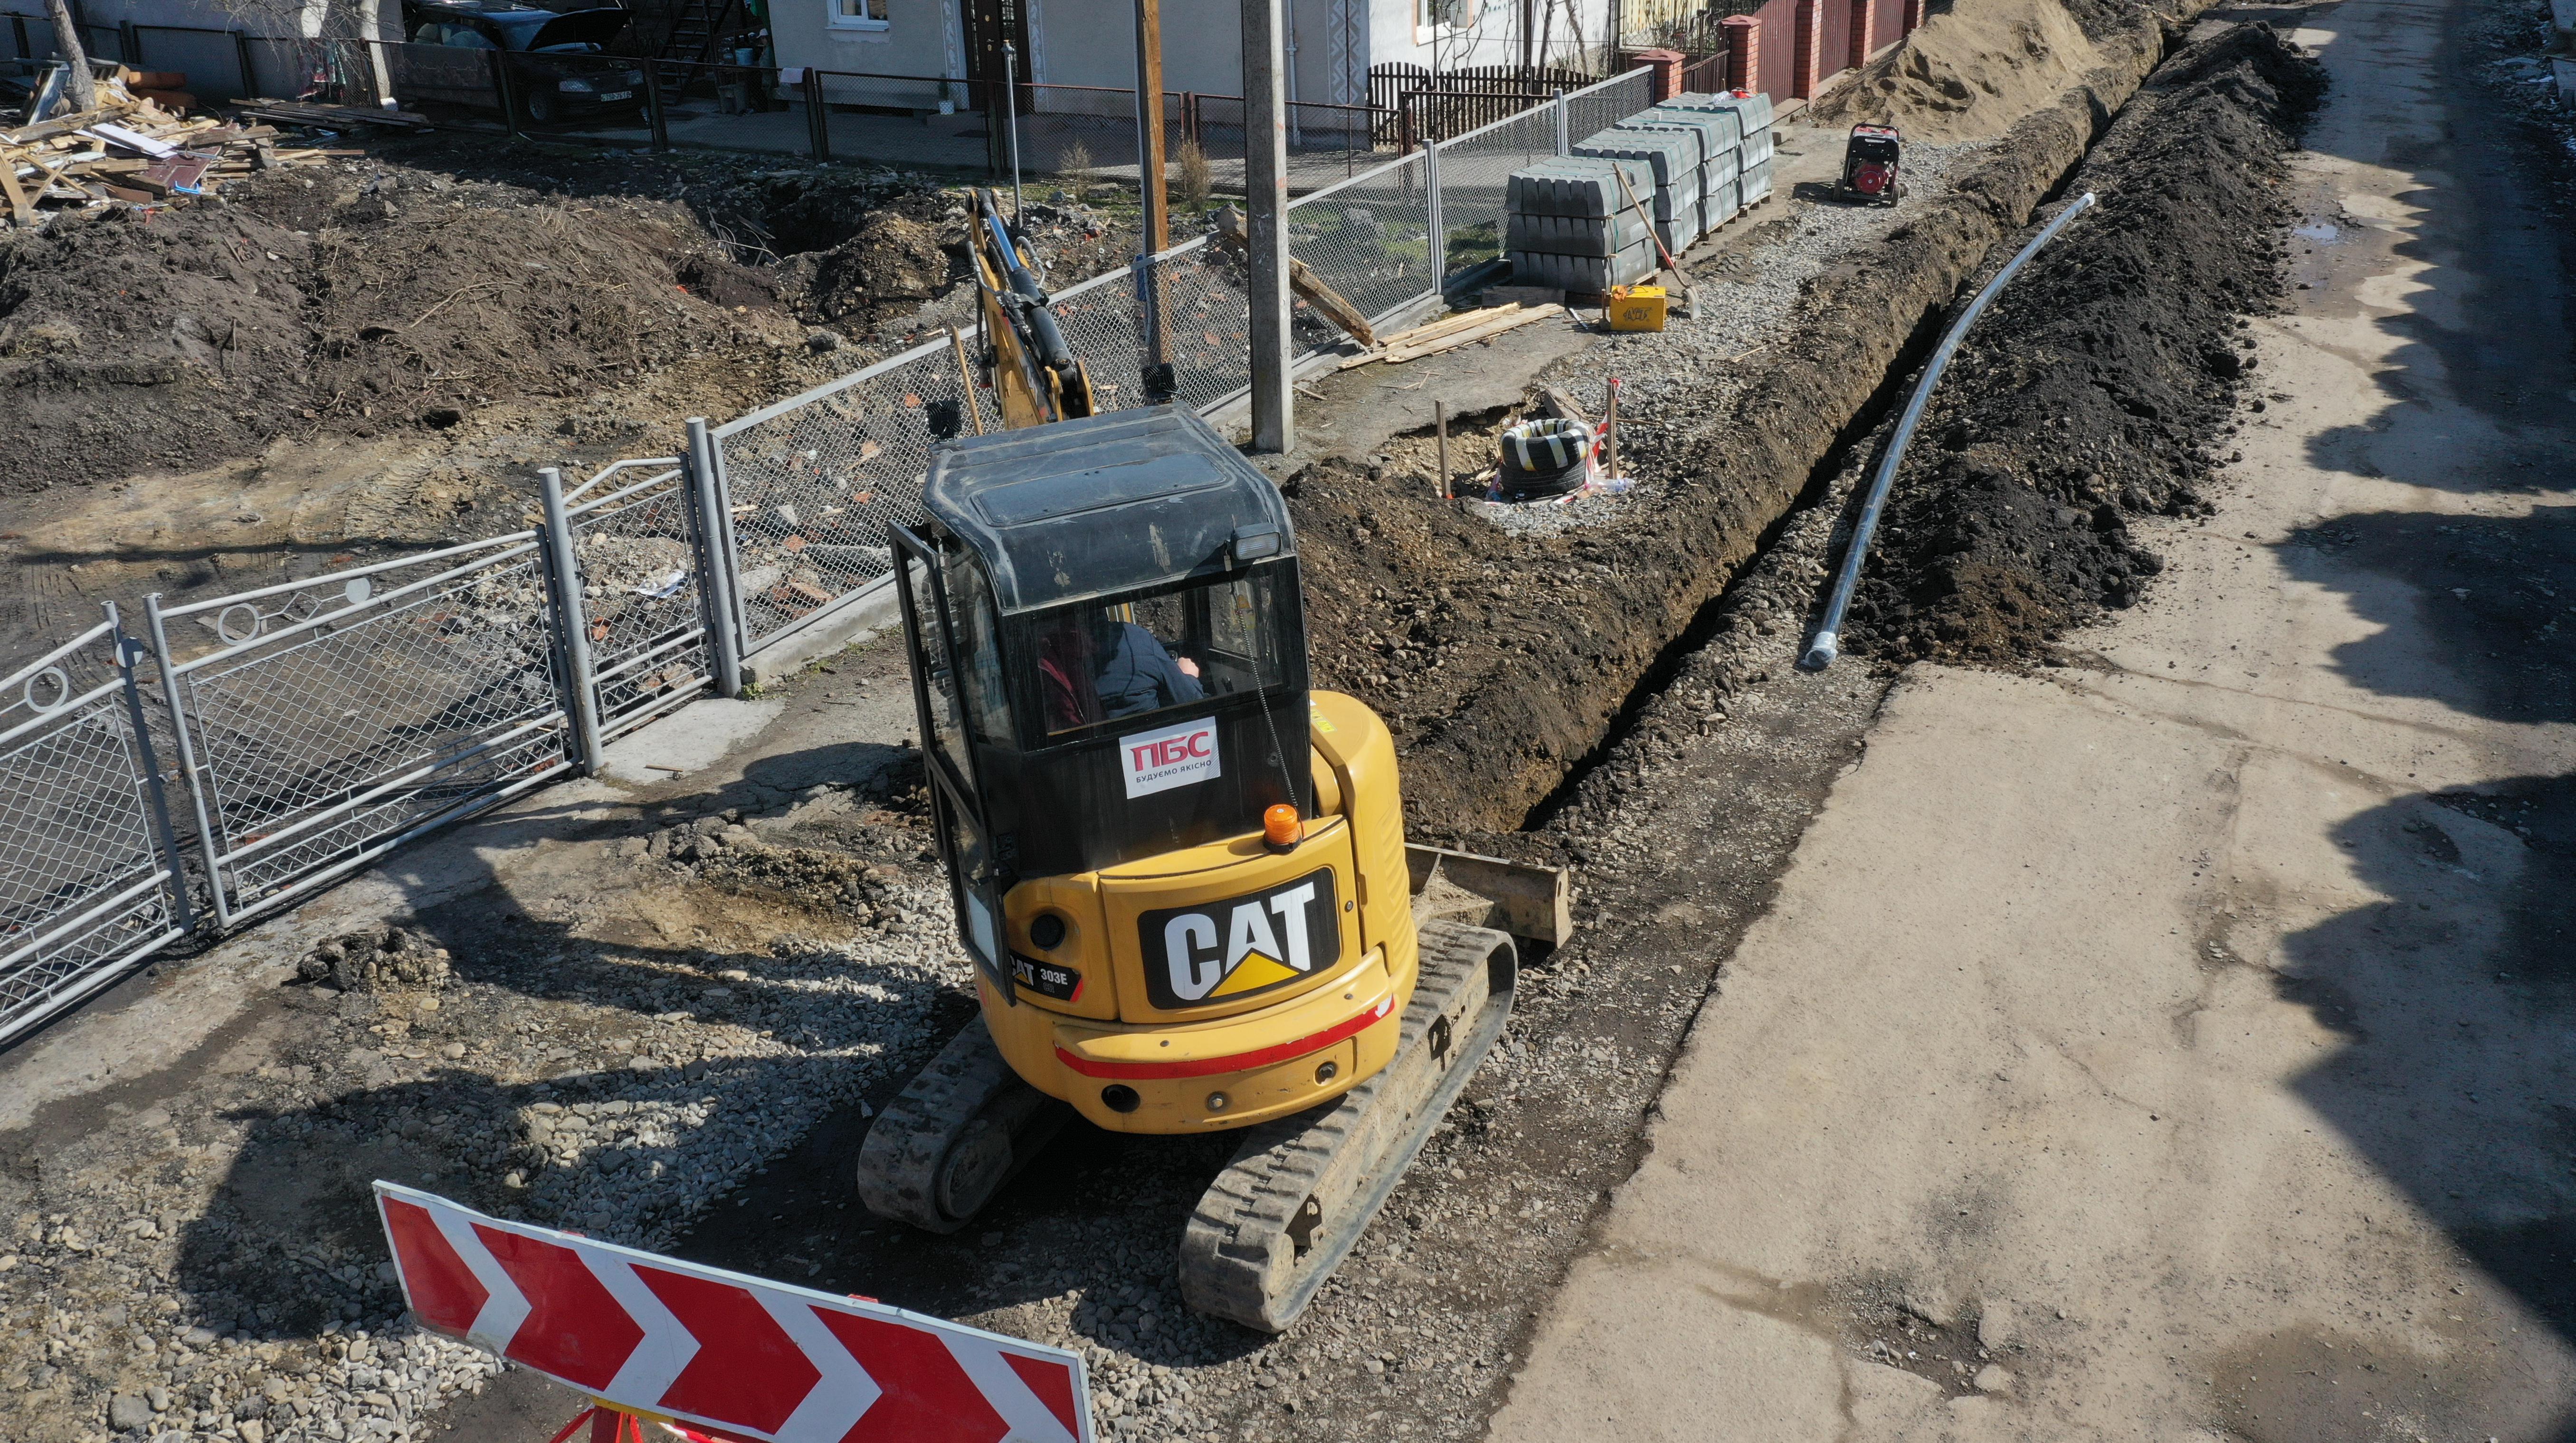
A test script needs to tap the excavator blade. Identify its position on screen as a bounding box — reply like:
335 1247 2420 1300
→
1178 919 1517 1331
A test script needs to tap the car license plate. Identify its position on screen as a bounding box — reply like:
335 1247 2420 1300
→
600 90 632 101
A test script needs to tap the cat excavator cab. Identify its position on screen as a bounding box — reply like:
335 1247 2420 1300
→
856 404 1566 1331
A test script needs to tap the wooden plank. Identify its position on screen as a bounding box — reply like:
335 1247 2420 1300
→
2 102 143 147
1536 384 1591 426
1335 304 1520 368
0 162 34 228
1377 304 1565 363
1210 206 1377 347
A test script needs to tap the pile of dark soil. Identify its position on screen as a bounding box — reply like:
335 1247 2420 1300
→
0 138 1125 496
1841 23 2325 666
299 169 801 429
0 205 318 491
0 163 808 494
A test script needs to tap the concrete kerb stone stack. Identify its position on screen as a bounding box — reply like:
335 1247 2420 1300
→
1569 127 1703 257
1614 92 1778 242
1502 156 1661 293
1611 104 1746 231
1657 91 1776 210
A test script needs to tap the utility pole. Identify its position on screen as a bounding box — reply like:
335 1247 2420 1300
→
1135 0 1173 401
1241 0 1292 452
1133 0 1169 254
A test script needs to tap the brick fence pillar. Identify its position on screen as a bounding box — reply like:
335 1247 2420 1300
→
1721 14 1759 94
1848 0 1876 69
1632 46 1685 102
1902 0 1926 35
1791 0 1823 99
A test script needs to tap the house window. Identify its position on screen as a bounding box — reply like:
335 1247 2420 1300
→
1416 0 1472 41
830 0 890 29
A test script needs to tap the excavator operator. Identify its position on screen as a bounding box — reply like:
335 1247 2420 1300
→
1037 607 1202 731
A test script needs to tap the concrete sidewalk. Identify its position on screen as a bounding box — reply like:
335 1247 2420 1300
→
1482 0 2576 1435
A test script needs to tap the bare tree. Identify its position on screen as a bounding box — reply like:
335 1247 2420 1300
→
44 0 99 113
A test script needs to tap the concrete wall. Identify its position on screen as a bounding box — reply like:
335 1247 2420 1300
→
64 0 328 38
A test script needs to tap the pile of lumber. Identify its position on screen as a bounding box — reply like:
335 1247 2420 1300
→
1335 302 1569 369
232 98 432 131
0 76 352 228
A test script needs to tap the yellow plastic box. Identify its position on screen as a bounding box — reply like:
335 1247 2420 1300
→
1606 284 1668 332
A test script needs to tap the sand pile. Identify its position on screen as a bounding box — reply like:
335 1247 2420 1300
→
1811 0 2113 142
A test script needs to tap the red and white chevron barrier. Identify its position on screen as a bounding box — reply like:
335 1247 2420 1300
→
373 1182 1092 1443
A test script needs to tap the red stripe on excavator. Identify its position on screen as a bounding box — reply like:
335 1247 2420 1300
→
1055 996 1395 1080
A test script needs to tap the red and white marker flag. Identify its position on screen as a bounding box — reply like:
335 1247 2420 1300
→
373 1182 1092 1443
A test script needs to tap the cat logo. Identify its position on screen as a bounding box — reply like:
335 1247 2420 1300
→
1140 869 1342 1009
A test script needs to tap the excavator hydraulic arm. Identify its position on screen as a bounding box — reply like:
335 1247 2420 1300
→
970 189 1098 430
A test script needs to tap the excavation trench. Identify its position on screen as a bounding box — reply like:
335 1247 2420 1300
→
1284 0 2207 843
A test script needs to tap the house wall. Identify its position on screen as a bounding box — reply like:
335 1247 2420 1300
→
770 0 961 108
1368 0 1615 74
770 0 1608 116
1021 0 1350 114
63 0 329 38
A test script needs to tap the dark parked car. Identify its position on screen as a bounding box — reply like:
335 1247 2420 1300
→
394 0 647 125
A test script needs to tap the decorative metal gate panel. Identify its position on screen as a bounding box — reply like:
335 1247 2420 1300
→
0 612 190 1045
145 536 573 926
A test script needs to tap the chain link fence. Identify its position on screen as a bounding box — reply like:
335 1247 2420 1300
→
711 334 999 655
0 65 1664 1048
557 466 717 745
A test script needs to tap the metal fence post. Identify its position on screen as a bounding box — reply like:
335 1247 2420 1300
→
804 71 830 161
490 48 523 138
643 64 670 151
1553 85 1568 154
1423 135 1445 287
538 468 607 775
142 593 233 930
104 601 198 937
684 418 745 698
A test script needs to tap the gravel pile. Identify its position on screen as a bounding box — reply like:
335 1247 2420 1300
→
0 782 970 1443
1462 140 1990 545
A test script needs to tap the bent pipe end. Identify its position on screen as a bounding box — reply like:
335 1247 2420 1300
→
1797 632 1839 672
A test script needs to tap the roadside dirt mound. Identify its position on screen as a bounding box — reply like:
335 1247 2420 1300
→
1811 0 2110 141
1843 22 2324 667
299 170 803 433
0 162 806 494
773 210 954 323
0 205 318 492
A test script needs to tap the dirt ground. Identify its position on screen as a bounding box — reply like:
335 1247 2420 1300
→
0 1 2404 1440
1486 0 2576 1429
1845 22 2324 666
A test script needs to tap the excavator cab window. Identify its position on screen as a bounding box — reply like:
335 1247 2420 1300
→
1026 571 1291 737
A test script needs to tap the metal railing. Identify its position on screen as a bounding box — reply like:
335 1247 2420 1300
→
0 62 1669 1050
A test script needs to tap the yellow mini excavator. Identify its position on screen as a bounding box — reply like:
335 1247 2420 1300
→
856 403 1568 1331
